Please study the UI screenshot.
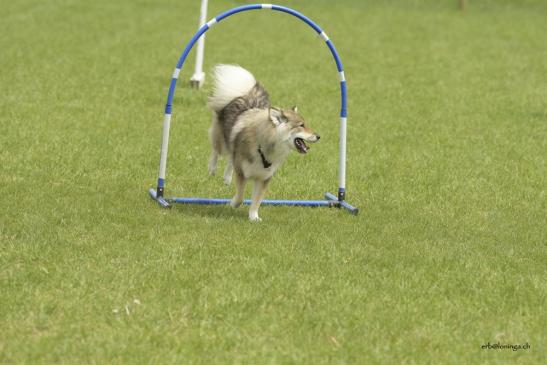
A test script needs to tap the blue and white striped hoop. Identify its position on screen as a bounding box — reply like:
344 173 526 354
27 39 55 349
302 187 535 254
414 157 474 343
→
150 4 357 215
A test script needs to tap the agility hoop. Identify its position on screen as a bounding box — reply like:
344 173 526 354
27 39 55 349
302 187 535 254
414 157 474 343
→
149 4 358 215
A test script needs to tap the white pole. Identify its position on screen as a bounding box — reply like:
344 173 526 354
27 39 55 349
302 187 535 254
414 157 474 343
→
190 0 208 88
339 117 347 197
158 113 172 182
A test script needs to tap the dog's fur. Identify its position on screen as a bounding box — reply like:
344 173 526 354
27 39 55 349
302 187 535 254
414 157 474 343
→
208 65 320 221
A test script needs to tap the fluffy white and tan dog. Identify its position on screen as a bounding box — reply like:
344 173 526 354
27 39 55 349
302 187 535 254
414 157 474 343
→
208 65 320 221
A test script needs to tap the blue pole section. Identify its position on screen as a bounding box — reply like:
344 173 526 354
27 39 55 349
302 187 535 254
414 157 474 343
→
215 4 263 21
270 5 323 33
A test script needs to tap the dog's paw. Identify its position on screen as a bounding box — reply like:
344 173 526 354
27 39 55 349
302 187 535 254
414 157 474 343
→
230 198 242 208
249 213 262 222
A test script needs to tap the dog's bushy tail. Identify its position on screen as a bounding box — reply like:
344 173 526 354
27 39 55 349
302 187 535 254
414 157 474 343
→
208 65 257 112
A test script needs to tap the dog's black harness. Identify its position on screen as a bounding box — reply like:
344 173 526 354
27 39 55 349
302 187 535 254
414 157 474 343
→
258 146 272 169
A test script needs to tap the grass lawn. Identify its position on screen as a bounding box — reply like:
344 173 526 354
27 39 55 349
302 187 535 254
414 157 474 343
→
1 0 545 363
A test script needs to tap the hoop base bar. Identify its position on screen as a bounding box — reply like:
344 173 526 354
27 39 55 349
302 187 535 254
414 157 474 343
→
170 197 335 207
149 188 358 214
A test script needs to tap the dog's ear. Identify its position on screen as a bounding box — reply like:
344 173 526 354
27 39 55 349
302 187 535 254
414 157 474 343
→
269 107 287 126
292 105 298 113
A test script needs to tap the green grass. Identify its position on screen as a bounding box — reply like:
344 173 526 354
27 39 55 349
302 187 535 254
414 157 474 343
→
1 0 546 363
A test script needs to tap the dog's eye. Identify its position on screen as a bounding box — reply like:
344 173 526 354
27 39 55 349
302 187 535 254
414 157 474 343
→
299 124 304 128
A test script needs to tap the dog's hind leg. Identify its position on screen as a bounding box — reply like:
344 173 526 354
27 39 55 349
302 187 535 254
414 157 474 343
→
208 114 222 176
223 159 233 185
230 172 246 208
249 178 270 222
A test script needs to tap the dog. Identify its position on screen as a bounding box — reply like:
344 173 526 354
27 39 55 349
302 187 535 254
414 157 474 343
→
207 65 320 221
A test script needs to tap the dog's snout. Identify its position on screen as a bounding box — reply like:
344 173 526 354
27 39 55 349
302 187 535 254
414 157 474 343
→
315 134 321 141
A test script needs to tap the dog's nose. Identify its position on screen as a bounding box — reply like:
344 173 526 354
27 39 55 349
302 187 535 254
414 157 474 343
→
315 134 321 141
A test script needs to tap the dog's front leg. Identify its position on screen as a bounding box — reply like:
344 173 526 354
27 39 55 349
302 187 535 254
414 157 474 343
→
249 178 270 222
208 151 219 176
230 172 246 208
223 159 233 185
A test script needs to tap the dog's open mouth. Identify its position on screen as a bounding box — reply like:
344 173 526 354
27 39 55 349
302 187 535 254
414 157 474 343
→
294 138 308 154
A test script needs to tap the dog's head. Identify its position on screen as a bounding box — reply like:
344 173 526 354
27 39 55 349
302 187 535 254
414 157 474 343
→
269 107 320 154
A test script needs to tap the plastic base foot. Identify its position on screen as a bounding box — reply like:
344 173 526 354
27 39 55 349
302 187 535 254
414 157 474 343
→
148 188 171 208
